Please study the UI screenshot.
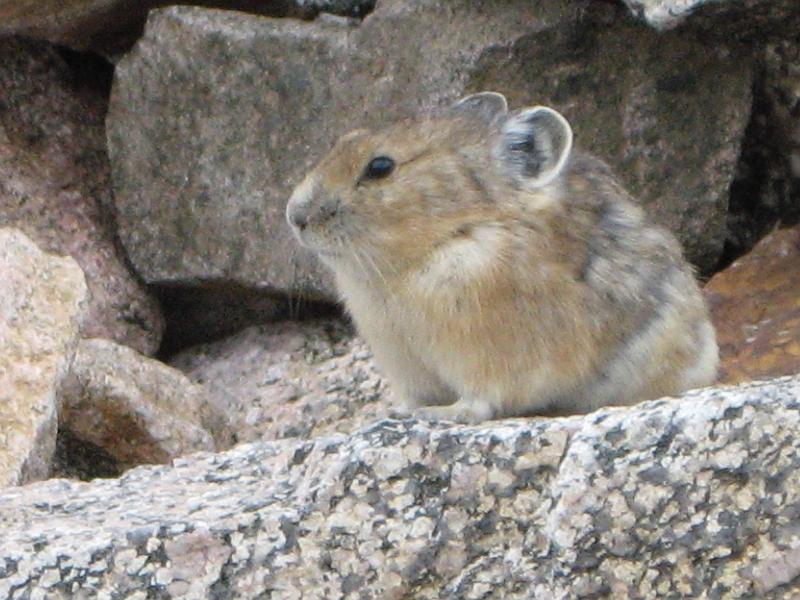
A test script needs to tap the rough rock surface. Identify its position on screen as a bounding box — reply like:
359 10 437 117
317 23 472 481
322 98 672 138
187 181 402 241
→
0 0 372 54
706 225 800 385
60 338 217 468
0 228 87 487
1 376 800 597
108 1 751 309
0 37 164 355
171 320 387 445
622 0 800 32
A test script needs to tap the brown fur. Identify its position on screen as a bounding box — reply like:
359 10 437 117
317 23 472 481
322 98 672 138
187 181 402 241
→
286 93 718 423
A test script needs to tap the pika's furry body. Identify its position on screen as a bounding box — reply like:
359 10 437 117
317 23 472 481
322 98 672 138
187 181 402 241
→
287 93 718 423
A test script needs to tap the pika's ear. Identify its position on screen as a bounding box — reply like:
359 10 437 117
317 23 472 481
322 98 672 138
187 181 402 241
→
497 106 573 188
450 92 508 125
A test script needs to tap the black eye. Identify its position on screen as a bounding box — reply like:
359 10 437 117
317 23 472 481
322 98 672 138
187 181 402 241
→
362 156 395 180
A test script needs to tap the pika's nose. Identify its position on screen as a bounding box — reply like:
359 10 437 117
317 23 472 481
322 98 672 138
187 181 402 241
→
287 205 309 231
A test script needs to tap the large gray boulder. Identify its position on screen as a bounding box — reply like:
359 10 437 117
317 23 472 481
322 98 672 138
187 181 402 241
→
0 228 87 487
0 37 164 356
1 375 799 597
108 1 752 310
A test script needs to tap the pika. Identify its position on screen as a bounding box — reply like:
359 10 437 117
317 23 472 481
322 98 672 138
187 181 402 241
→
286 92 718 423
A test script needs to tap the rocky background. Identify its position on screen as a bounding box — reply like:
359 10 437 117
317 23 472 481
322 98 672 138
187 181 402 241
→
0 0 799 597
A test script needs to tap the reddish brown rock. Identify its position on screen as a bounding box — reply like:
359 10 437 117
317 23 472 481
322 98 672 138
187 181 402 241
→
705 225 800 384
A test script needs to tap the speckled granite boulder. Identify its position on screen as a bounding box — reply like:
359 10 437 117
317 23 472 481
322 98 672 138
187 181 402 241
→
108 1 751 317
60 338 217 469
170 320 388 445
1 376 800 597
0 228 87 487
0 37 164 355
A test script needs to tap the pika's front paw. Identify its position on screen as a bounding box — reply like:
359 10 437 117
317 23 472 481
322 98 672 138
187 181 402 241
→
387 403 413 420
413 399 493 424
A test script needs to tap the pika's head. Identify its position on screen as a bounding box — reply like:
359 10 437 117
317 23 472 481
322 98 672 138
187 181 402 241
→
286 92 573 273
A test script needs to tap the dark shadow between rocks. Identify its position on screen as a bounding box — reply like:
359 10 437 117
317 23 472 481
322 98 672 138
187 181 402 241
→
28 0 377 56
55 44 114 96
51 428 123 481
155 282 342 358
719 38 800 272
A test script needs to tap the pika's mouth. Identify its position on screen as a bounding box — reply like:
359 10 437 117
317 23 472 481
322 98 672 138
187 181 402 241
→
286 212 342 260
288 220 321 250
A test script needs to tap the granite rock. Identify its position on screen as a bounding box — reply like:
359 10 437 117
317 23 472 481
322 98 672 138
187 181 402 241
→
0 228 87 487
0 37 164 355
107 1 751 315
1 376 799 596
60 338 217 468
171 320 388 445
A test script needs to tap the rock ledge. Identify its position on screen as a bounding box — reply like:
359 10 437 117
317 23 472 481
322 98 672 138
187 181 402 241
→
1 376 799 597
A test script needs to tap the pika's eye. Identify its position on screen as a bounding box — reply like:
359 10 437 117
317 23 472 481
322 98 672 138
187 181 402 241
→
362 156 395 180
